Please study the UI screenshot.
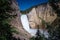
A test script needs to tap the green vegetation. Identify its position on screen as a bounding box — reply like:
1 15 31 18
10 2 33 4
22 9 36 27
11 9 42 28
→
49 0 60 17
30 0 60 40
30 26 47 40
47 0 60 40
0 0 19 40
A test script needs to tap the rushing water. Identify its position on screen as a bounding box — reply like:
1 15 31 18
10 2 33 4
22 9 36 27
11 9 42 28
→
21 14 49 38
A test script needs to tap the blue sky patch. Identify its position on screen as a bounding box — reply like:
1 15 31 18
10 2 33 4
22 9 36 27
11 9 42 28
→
16 0 48 11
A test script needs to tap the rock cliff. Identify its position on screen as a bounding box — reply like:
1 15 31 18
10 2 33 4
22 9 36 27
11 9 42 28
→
27 4 57 29
10 0 31 40
9 0 59 40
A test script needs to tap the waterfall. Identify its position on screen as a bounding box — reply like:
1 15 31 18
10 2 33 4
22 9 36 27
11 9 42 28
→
21 14 49 38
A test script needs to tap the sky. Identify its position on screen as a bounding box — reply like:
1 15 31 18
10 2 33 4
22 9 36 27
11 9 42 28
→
16 0 48 11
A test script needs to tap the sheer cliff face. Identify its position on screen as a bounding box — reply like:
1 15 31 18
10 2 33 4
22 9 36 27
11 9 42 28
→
27 4 57 29
36 4 57 24
10 0 31 40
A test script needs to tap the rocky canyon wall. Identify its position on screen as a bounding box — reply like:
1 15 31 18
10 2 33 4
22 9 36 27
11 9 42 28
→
10 0 31 40
27 4 57 29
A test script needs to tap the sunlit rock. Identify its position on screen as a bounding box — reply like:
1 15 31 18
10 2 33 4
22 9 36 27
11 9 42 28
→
27 4 57 29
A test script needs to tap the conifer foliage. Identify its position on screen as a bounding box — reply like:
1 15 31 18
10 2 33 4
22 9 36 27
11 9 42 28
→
0 0 17 40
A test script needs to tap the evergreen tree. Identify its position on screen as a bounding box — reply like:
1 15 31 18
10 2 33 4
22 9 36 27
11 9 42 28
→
47 24 60 40
0 0 18 40
46 18 60 40
35 26 43 40
30 25 46 40
47 0 60 40
49 0 60 16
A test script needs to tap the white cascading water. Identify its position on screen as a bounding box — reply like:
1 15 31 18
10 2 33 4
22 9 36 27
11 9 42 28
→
21 14 49 38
